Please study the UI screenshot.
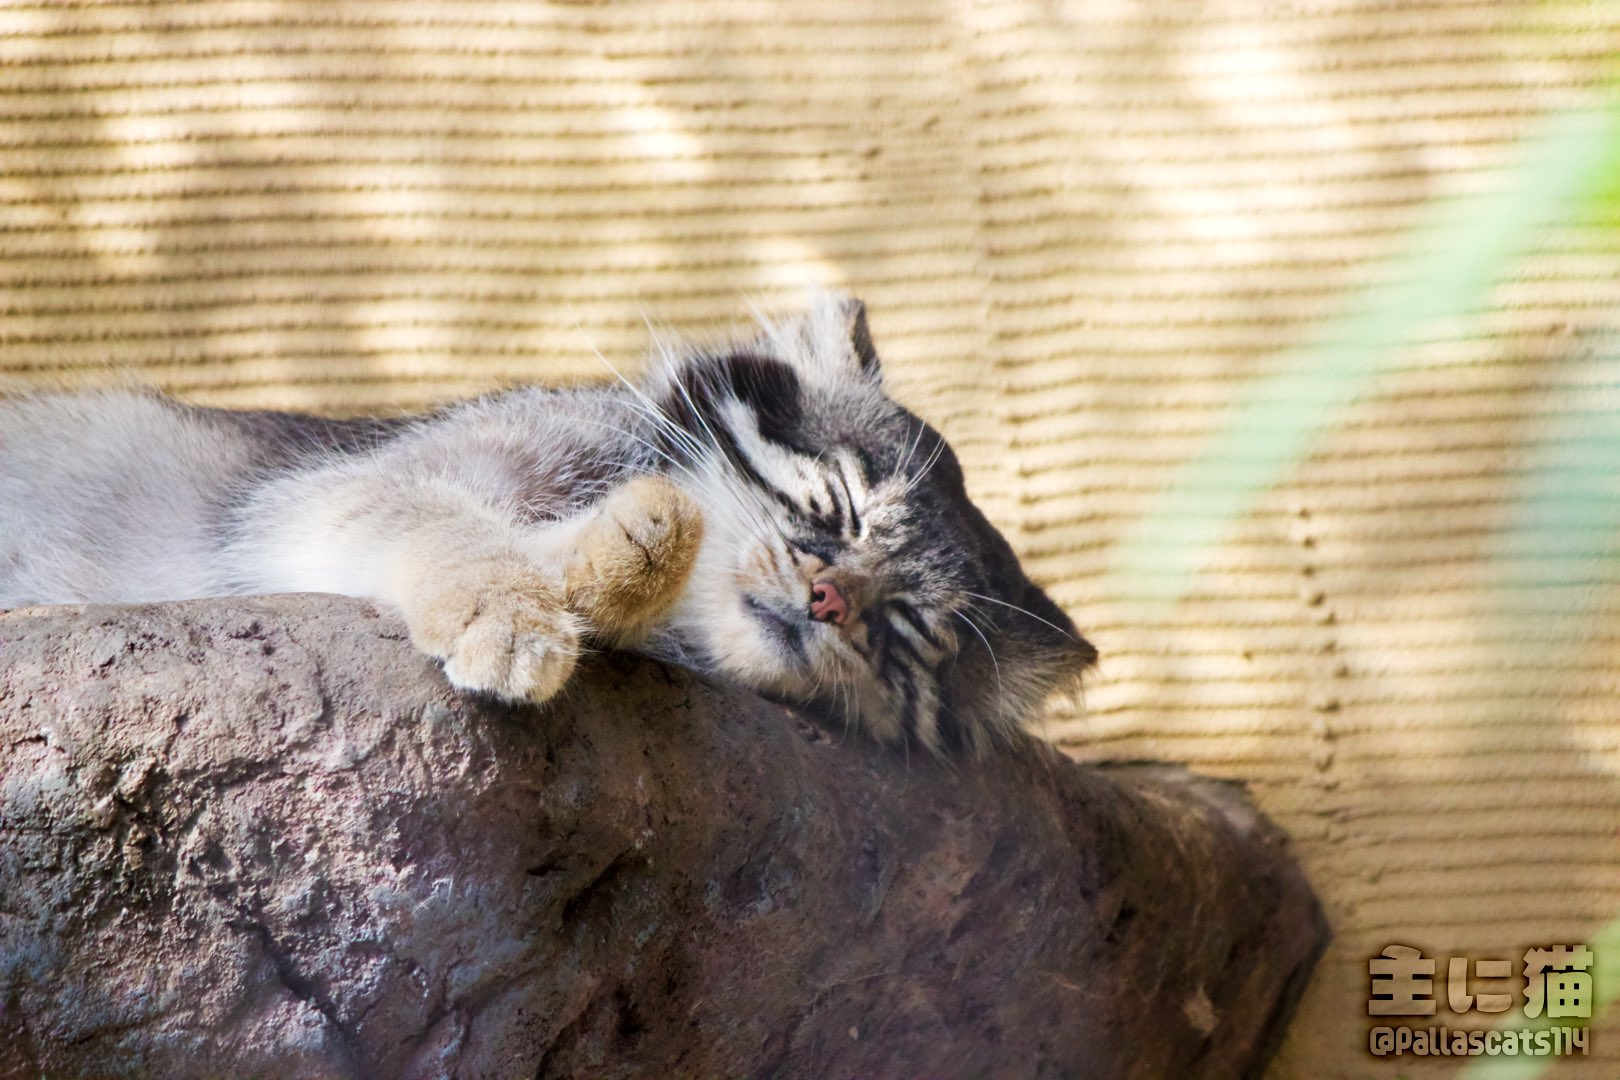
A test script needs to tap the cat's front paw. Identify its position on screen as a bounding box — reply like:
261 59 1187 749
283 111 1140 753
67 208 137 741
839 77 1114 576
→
404 556 582 703
564 476 704 646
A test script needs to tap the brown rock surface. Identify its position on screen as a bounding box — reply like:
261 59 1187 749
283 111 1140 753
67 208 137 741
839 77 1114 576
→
0 594 1326 1079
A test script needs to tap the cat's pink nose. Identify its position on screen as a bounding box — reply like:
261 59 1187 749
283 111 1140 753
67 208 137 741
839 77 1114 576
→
809 580 850 625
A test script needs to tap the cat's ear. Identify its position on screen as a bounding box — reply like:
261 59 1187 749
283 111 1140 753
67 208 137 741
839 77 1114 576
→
767 291 883 383
1018 579 1099 675
845 299 881 376
936 581 1096 753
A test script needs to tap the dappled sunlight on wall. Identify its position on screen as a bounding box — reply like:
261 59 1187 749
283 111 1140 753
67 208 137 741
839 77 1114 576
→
3 2 1620 1077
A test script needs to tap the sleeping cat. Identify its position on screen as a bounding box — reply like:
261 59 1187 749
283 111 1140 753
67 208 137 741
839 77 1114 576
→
0 294 1095 752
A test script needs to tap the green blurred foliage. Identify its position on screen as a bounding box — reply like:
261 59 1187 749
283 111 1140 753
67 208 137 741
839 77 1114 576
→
1113 99 1620 603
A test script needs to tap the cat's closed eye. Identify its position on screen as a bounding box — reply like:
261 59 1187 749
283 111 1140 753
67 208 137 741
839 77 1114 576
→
790 536 843 565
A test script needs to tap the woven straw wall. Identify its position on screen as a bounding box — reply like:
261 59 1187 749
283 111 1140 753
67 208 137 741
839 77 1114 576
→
3 3 1618 1075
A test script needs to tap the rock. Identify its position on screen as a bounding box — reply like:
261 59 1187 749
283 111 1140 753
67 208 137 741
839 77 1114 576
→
0 594 1326 1079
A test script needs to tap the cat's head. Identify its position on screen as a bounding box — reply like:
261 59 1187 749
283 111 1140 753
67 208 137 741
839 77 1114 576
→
644 293 1096 753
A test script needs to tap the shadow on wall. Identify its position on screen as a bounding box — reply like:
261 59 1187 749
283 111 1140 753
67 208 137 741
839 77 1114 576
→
4 4 1620 1077
0 4 1007 417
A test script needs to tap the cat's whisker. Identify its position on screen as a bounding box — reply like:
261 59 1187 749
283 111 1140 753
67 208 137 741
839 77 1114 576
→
645 349 724 458
571 415 704 490
901 434 947 497
900 416 927 475
569 425 776 551
961 589 1078 641
637 305 673 360
832 662 857 741
805 660 852 739
743 293 783 349
634 350 797 552
657 364 790 540
614 392 714 472
672 449 779 549
953 608 1004 700
567 414 774 553
568 314 716 472
568 417 782 558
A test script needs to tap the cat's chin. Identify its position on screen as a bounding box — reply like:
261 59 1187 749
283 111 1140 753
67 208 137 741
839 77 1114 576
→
630 628 708 672
633 621 806 693
739 593 812 666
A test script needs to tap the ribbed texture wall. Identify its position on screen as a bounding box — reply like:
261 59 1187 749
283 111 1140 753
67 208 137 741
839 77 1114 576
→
3 3 1618 1074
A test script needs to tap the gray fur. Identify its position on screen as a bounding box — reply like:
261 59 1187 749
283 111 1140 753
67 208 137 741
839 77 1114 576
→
0 295 1094 751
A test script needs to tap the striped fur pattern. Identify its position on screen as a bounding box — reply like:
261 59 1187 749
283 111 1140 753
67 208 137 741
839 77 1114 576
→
0 294 1095 752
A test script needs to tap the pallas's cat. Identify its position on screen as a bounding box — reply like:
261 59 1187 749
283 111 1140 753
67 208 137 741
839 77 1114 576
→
0 295 1095 752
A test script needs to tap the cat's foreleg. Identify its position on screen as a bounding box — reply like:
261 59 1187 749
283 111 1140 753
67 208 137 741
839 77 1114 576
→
231 467 584 703
523 475 704 649
232 466 702 704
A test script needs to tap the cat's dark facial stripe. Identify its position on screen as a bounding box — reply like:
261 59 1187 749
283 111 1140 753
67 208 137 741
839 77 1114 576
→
723 353 813 455
648 296 1095 754
888 599 942 650
663 354 866 542
852 445 881 487
791 535 843 565
881 618 928 668
893 668 920 741
833 468 862 538
931 661 968 753
661 372 792 508
877 635 911 684
803 482 843 535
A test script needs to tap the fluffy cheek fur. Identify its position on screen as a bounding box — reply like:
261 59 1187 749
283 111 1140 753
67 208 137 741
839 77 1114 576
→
659 484 948 746
656 481 828 701
667 544 795 694
660 487 811 698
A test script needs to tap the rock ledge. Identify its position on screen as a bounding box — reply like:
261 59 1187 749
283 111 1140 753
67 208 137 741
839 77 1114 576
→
0 595 1326 1079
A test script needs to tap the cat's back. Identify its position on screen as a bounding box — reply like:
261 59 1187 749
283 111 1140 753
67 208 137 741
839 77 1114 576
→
0 390 265 605
0 384 618 608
